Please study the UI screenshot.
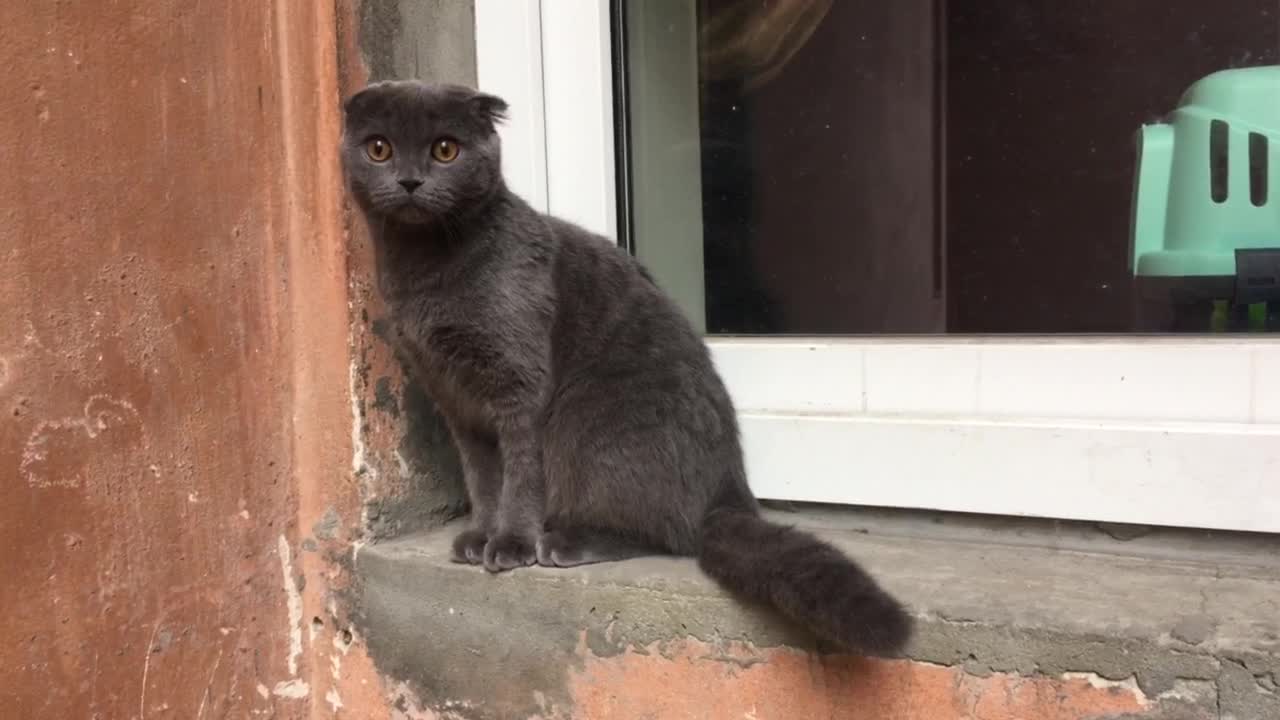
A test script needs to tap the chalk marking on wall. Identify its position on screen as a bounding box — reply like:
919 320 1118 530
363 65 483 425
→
139 618 161 719
20 394 141 488
195 645 224 720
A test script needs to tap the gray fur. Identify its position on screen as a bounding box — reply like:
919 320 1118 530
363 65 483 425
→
341 80 912 654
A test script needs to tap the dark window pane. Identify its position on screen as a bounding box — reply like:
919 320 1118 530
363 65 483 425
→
617 0 1280 334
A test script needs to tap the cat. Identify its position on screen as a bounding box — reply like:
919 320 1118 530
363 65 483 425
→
340 80 912 655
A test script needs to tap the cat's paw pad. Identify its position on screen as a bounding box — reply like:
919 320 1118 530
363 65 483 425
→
483 532 536 573
450 529 488 565
535 530 581 567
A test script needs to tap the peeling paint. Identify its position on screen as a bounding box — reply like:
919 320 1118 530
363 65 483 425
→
277 534 304 678
1062 672 1149 698
349 357 378 554
272 678 310 699
1061 672 1151 708
326 687 345 712
325 624 347 711
349 359 377 481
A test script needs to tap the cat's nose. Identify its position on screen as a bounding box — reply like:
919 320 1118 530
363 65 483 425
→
398 179 423 193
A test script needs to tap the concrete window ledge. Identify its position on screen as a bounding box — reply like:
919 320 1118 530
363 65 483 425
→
356 509 1280 720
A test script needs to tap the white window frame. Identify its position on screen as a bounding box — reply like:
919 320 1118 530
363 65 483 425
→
476 1 1280 534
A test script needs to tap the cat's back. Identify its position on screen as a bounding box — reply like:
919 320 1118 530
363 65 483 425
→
549 219 683 321
545 217 714 376
541 214 739 467
547 218 675 306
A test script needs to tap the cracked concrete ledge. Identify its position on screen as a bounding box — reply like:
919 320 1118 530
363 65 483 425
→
356 511 1280 719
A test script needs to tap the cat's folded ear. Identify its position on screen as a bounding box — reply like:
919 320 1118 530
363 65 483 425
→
344 80 404 119
342 84 381 118
469 92 510 129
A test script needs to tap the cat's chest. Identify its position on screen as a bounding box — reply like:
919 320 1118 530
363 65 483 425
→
389 297 519 396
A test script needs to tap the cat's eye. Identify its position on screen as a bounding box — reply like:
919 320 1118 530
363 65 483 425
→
431 138 460 164
365 137 392 163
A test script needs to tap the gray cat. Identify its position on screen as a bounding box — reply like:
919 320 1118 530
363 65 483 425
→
340 80 911 655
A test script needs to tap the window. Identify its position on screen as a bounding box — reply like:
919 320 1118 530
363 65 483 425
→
477 0 1280 533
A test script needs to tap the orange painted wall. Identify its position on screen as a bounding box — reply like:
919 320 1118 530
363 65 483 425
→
0 2 365 717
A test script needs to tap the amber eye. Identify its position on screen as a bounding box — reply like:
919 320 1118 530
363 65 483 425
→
365 136 392 162
431 138 460 163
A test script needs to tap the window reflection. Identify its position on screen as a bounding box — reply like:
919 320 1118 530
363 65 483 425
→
618 0 1280 334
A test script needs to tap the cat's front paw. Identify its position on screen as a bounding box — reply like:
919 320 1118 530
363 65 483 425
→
450 529 488 565
535 529 579 567
482 532 537 573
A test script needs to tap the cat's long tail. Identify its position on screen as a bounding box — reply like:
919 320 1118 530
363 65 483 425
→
697 505 913 655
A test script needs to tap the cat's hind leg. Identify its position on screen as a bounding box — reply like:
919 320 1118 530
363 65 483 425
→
535 527 657 568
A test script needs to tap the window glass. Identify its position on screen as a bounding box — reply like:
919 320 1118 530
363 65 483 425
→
616 0 1280 334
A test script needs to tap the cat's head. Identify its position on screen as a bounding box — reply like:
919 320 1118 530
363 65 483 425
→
341 81 508 225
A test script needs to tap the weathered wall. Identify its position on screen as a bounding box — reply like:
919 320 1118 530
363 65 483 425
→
1 0 485 716
313 1 483 716
0 2 357 716
340 0 477 542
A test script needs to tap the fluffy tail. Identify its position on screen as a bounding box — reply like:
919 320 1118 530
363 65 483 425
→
698 506 913 655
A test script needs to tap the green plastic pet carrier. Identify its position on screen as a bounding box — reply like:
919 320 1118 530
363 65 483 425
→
1130 66 1280 331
